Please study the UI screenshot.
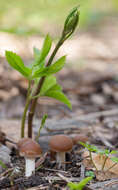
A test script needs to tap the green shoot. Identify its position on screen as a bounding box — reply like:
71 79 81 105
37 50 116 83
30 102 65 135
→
36 114 48 142
67 177 92 190
80 142 98 153
80 142 118 172
5 7 80 138
80 142 98 171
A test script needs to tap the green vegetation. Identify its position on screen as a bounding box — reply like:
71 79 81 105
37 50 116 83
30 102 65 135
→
5 7 79 138
68 177 92 190
80 142 118 172
0 160 7 169
35 114 48 142
0 0 118 35
85 171 95 178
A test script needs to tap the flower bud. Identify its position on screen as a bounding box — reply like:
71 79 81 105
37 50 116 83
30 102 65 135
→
63 6 80 37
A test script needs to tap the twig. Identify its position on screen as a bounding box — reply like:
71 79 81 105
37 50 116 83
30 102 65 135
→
57 173 71 183
44 168 68 174
104 179 118 187
0 168 13 178
35 152 48 169
96 131 114 148
89 178 118 189
26 184 49 190
45 175 81 182
75 108 118 121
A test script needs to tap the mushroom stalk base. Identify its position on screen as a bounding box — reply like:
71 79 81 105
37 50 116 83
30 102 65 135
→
56 152 65 169
25 158 35 177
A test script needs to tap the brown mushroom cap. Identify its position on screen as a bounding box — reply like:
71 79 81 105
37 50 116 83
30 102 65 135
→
18 138 42 158
17 138 31 149
49 135 73 152
72 135 88 145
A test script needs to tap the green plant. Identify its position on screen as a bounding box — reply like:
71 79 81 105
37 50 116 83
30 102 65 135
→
35 114 47 142
80 142 118 172
67 177 92 190
5 6 80 138
96 149 118 171
0 160 7 169
80 142 99 171
85 170 95 178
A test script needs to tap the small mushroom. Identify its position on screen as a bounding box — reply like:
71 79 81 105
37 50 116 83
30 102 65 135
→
49 135 73 169
71 135 88 145
18 138 42 177
17 138 31 149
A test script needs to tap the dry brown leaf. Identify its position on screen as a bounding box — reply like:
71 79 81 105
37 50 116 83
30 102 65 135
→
95 171 118 181
82 151 118 177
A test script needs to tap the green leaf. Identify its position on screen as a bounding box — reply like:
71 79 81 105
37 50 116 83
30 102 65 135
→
5 51 31 78
40 75 57 96
36 114 48 141
44 90 72 109
33 47 45 69
68 177 92 190
80 142 98 152
28 47 45 77
32 76 63 99
34 78 40 86
33 47 41 60
68 182 79 190
85 171 95 178
110 157 118 163
75 177 92 190
47 56 66 74
37 34 52 64
49 84 62 91
110 150 118 155
0 160 7 169
97 149 110 156
33 56 66 78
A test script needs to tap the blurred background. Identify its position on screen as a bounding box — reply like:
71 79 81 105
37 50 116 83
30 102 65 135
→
0 0 118 124
0 0 117 35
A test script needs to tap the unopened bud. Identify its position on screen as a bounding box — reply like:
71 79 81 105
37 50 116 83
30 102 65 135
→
63 6 80 37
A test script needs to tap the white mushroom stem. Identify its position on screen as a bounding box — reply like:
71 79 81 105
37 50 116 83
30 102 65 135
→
25 158 35 177
56 152 65 169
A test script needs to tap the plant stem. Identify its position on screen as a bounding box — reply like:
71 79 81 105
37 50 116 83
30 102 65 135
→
101 156 108 171
21 81 31 138
21 97 31 138
89 151 98 172
27 36 64 138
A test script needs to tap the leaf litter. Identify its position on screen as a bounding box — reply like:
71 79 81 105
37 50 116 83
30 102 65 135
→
1 21 118 189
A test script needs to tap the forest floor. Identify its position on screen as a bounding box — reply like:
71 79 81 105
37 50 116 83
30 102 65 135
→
0 19 118 189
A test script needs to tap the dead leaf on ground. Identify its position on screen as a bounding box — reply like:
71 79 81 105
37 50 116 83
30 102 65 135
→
82 151 118 180
95 171 118 181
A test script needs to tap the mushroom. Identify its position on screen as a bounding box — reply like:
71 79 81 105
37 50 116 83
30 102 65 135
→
71 135 88 145
49 135 73 169
18 138 42 177
17 138 31 149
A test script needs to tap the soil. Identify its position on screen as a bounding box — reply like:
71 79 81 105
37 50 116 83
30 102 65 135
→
1 68 118 189
1 67 118 189
0 150 82 189
1 114 118 190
